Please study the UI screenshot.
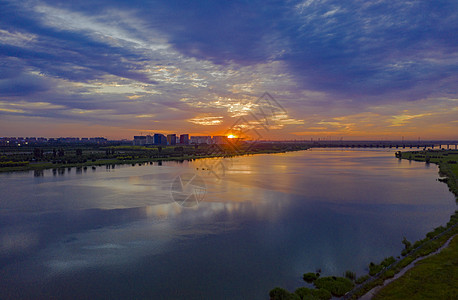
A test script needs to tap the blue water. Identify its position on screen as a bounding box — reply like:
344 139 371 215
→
0 149 455 299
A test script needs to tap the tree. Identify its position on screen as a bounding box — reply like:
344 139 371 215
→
269 287 300 300
402 237 412 250
33 148 43 159
303 272 320 283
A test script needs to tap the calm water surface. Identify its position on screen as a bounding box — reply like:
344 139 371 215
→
0 149 455 299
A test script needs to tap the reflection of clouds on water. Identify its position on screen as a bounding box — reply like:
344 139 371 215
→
11 196 287 279
0 188 291 280
0 227 39 255
0 150 456 299
34 219 172 277
82 243 125 250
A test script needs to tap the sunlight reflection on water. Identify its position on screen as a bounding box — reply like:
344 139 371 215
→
0 149 455 299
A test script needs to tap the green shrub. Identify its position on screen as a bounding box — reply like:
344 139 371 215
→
269 287 300 300
402 237 412 250
426 226 446 239
314 276 355 297
344 270 356 281
383 270 395 279
401 248 410 256
369 262 383 276
294 287 316 299
355 275 370 284
412 239 426 249
269 287 290 300
369 257 395 276
381 256 396 268
303 272 320 283
396 256 415 269
295 287 332 300
312 288 332 300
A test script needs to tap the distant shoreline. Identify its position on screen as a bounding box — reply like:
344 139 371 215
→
0 143 310 173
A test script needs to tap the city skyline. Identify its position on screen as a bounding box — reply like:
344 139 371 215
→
1 1 457 140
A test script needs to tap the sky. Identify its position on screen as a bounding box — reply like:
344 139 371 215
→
0 0 457 140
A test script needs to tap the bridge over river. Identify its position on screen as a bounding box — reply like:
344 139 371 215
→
263 140 458 150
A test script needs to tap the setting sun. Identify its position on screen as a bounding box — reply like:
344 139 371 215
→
227 134 236 139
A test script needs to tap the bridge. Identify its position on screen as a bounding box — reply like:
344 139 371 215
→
261 140 458 150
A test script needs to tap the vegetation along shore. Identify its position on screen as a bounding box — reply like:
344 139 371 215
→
0 142 310 173
269 149 458 300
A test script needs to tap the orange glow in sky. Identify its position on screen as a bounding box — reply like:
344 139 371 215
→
0 2 457 141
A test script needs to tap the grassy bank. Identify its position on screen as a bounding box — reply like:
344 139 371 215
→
348 213 457 299
373 235 458 299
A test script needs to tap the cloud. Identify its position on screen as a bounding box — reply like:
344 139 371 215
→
0 73 51 96
0 0 456 139
0 1 158 84
188 116 224 126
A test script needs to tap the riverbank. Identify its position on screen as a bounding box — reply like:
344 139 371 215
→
347 150 458 299
268 149 458 300
369 234 458 299
0 143 310 173
360 150 458 299
396 149 458 200
349 150 458 299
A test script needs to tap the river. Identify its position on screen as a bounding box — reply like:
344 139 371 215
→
0 149 455 299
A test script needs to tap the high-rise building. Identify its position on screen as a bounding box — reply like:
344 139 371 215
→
153 133 167 145
190 136 212 144
167 134 177 145
133 136 147 146
179 134 189 145
146 135 154 145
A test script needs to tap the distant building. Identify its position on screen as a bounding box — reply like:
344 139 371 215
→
153 133 167 145
167 134 177 145
213 136 229 144
190 136 212 144
89 137 108 144
133 136 147 146
179 134 189 145
145 135 154 145
58 137 80 143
